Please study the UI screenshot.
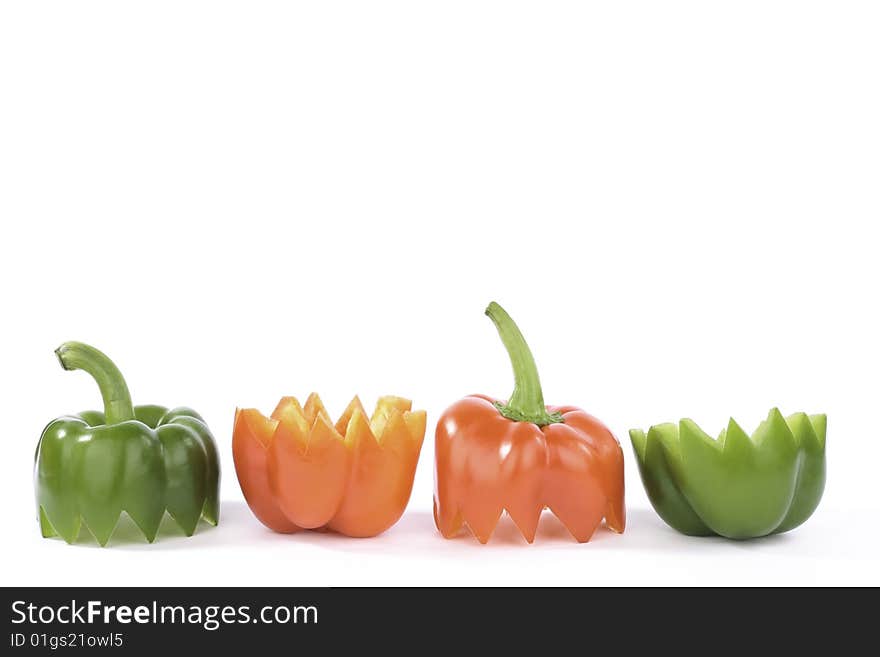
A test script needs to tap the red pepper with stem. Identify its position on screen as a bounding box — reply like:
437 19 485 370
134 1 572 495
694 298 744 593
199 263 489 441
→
434 302 625 543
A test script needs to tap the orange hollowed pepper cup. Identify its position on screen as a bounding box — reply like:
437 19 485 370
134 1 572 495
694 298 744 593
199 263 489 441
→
434 302 625 544
233 394 426 537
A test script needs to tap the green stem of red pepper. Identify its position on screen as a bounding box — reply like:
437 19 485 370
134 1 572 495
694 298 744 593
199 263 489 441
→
485 301 564 426
55 341 135 424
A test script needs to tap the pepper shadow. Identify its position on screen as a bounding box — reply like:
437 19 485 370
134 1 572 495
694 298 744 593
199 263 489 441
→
609 507 877 562
290 507 632 557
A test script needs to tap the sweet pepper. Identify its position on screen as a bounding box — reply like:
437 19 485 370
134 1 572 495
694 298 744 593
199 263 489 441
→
434 302 625 544
233 394 426 537
35 342 220 546
630 409 826 539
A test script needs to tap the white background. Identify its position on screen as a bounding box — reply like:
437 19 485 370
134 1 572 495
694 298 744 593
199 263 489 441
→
1 1 878 586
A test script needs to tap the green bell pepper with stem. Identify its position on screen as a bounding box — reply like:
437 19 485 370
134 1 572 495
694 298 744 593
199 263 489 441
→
35 342 220 546
629 408 826 539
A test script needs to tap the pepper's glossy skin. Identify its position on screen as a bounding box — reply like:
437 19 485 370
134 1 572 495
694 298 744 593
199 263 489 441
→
233 394 426 538
434 395 625 543
629 409 826 539
35 342 219 546
37 406 220 545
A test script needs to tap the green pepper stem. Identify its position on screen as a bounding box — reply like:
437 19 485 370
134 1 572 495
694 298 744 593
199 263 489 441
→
55 342 135 424
485 302 563 426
